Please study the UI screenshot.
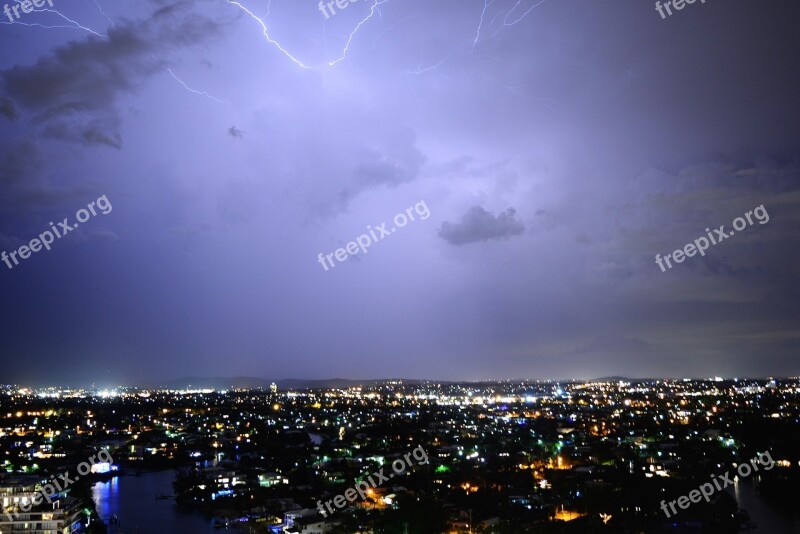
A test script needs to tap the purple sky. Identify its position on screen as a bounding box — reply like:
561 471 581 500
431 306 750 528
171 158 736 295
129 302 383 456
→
1 0 799 386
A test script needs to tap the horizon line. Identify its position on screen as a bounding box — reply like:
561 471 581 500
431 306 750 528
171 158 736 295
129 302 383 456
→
4 375 794 390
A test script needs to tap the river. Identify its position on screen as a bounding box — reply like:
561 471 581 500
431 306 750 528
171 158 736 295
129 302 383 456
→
90 469 800 533
728 474 800 533
91 470 218 534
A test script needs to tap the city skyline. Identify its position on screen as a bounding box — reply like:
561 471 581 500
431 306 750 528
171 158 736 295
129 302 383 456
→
2 375 795 391
1 373 798 531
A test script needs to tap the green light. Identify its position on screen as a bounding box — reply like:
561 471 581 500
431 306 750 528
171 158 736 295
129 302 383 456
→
435 465 450 473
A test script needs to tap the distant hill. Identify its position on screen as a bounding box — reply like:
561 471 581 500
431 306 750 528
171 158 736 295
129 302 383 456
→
150 377 427 390
152 376 273 390
589 376 638 382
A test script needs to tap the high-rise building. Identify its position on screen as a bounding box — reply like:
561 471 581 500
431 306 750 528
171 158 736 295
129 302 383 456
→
0 476 85 533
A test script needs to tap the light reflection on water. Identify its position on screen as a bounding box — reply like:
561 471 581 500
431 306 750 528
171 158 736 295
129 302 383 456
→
730 474 800 534
89 470 800 534
91 470 217 534
91 475 120 520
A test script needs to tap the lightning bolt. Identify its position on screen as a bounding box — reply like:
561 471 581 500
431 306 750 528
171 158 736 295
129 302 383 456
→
505 0 547 25
473 0 496 49
487 9 505 31
405 51 454 76
165 68 225 104
327 0 389 67
0 0 104 36
370 9 424 46
93 0 115 29
491 0 547 37
225 0 391 69
224 0 310 69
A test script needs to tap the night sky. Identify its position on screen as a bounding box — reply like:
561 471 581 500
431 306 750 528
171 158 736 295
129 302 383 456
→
1 0 799 386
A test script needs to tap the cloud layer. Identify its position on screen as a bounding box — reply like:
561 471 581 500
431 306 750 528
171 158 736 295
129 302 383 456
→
0 0 798 385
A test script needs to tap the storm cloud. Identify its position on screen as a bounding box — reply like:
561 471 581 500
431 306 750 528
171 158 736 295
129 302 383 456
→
439 206 525 245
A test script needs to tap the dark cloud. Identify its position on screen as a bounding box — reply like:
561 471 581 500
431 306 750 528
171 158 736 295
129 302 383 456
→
439 206 525 245
228 126 243 138
1 28 148 148
338 130 426 210
82 125 123 149
0 2 224 149
0 97 15 121
0 2 227 214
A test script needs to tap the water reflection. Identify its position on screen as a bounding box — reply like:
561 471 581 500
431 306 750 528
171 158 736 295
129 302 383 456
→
91 470 217 534
730 474 800 534
92 475 120 522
